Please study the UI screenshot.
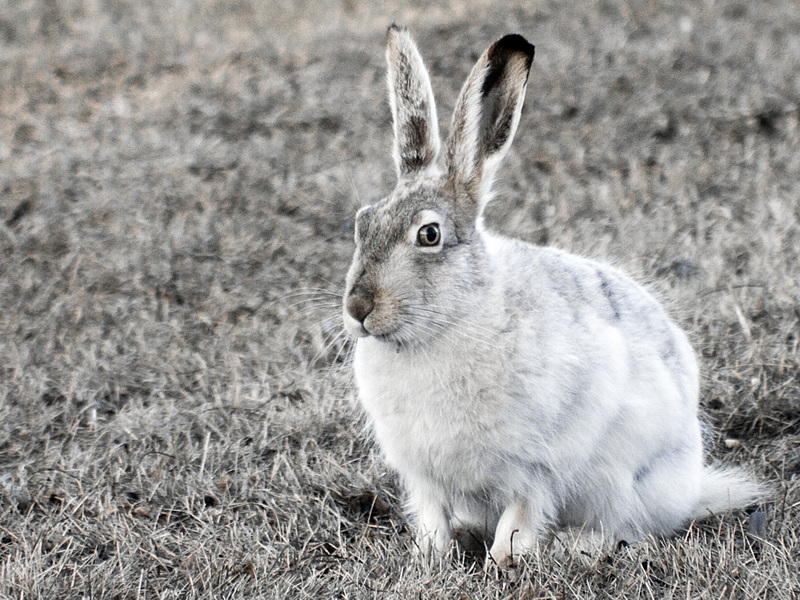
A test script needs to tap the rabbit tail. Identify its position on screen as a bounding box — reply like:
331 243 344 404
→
694 465 766 518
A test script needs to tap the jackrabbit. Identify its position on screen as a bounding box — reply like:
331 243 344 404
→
342 25 762 566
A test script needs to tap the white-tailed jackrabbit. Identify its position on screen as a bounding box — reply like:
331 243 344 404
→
342 25 762 566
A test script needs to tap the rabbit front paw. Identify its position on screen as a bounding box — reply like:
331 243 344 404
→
412 500 452 563
488 496 548 568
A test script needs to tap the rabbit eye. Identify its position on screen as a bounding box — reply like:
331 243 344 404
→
417 224 441 247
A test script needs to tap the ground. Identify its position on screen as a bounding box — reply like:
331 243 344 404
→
0 1 798 598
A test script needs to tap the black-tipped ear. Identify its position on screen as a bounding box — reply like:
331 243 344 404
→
479 35 534 155
445 34 534 207
386 26 441 178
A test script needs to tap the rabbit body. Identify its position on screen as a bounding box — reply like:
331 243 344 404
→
352 231 703 561
343 27 760 565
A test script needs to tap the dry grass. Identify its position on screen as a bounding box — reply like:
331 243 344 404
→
1 0 798 598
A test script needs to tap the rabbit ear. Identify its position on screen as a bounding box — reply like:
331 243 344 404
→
386 25 441 178
445 35 534 212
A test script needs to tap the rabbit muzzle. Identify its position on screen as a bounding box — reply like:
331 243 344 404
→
343 272 408 341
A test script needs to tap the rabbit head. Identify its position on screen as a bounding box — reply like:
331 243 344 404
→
343 26 534 346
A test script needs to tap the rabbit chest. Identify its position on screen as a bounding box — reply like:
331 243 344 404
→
353 336 511 488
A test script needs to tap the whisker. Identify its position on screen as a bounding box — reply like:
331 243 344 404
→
324 328 354 368
283 301 342 319
402 303 513 354
274 286 343 298
270 286 344 321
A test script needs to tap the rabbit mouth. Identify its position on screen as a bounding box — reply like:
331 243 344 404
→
343 307 421 346
342 305 392 340
344 313 402 342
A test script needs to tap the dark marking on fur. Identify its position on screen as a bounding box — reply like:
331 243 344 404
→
633 464 651 484
540 260 583 324
400 115 433 172
483 35 535 93
633 443 688 484
571 270 589 306
597 269 622 320
484 108 514 155
661 336 677 362
479 85 516 157
481 61 505 97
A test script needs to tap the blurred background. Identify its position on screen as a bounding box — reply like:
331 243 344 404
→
1 1 798 597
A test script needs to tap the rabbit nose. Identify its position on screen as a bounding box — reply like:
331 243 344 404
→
346 292 374 324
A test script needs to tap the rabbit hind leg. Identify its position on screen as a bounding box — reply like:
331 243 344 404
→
620 440 704 539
